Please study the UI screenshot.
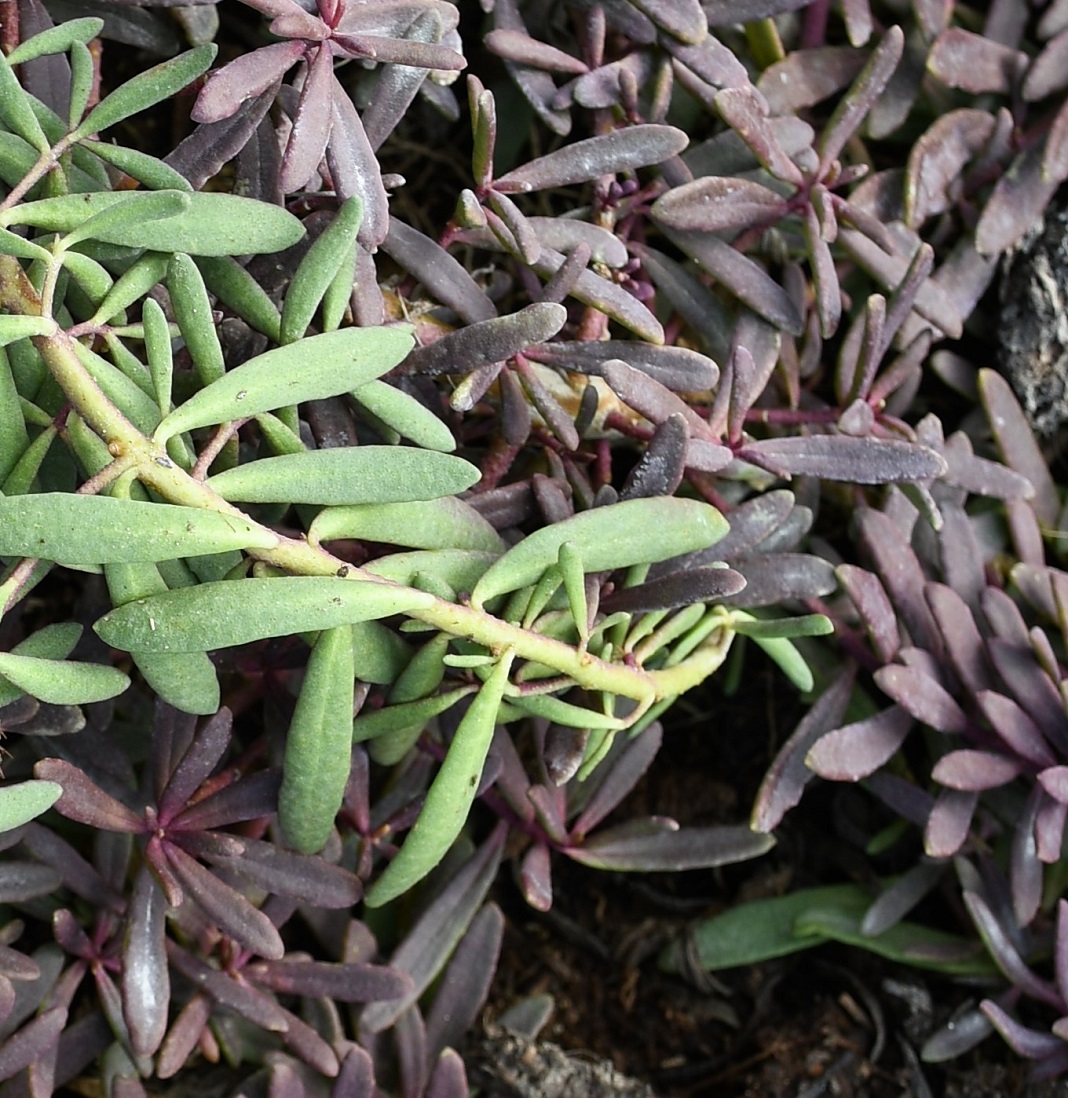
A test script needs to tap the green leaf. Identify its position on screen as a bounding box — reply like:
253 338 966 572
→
558 541 588 646
310 497 504 552
351 687 471 744
196 256 281 342
94 575 434 653
281 196 363 345
1 425 56 496
61 250 114 308
7 18 104 64
321 241 357 334
168 253 224 386
0 348 29 484
13 622 82 660
729 613 834 639
364 549 498 591
351 379 458 452
91 252 170 327
68 40 94 129
0 651 128 704
471 498 728 608
70 339 161 435
142 297 174 413
59 191 191 251
0 495 279 564
506 691 625 730
0 316 57 346
208 447 479 506
73 45 217 137
278 625 356 853
6 191 304 257
104 561 219 715
0 55 49 152
154 326 415 443
0 781 62 833
82 140 193 193
0 226 51 263
747 633 816 692
366 651 515 907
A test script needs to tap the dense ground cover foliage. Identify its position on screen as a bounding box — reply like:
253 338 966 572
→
0 0 1068 1093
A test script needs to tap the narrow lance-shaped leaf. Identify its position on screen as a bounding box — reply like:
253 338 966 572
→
59 191 190 251
472 497 728 607
73 45 217 138
742 435 947 483
168 253 225 387
6 18 104 65
0 495 277 564
206 448 480 505
279 625 357 854
494 125 688 192
95 576 433 654
366 650 516 907
155 325 415 442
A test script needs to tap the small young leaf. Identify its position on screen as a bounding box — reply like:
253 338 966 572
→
0 781 61 833
95 576 434 653
279 625 357 854
73 45 217 138
0 652 128 705
366 650 515 907
206 448 480 505
155 325 414 442
472 498 728 607
0 495 277 564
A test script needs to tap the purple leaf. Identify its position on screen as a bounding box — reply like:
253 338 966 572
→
400 303 565 377
249 959 410 1002
327 89 389 248
931 750 1023 791
667 228 803 335
156 707 232 826
361 825 505 1034
526 785 569 845
602 566 746 614
425 903 504 1062
519 843 553 911
122 866 170 1059
758 47 867 113
927 28 1026 94
280 47 334 193
333 1046 375 1098
169 769 281 832
1023 27 1068 100
157 994 212 1080
528 217 628 267
166 942 289 1032
861 860 944 937
427 1048 468 1098
32 760 141 833
752 669 855 832
1011 789 1043 927
926 583 990 695
524 340 717 392
395 1005 429 1098
905 110 997 227
704 0 813 22
164 842 284 959
978 143 1065 257
872 665 967 733
1038 767 1068 804
573 53 654 109
620 414 688 500
713 86 804 186
602 358 716 439
19 824 123 911
568 818 774 871
628 0 705 44
804 201 842 338
168 90 278 190
976 691 1057 769
940 434 1034 501
818 26 903 172
485 29 587 74
206 838 361 908
924 788 978 857
652 176 784 233
495 125 687 192
571 723 663 838
806 706 912 782
0 1008 64 1084
981 1000 1064 1060
837 565 900 663
193 41 305 124
742 435 945 483
334 34 464 73
727 553 835 608
666 34 748 90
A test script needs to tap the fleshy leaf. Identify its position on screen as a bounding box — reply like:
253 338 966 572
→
310 498 504 552
0 653 128 705
806 706 912 781
743 436 946 483
0 781 61 833
95 576 433 653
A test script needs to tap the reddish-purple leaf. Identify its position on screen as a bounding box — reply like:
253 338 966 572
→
976 690 1057 769
620 414 688 501
668 228 803 335
818 26 904 172
1012 789 1043 927
873 665 966 733
327 89 389 247
836 565 900 663
19 823 123 911
979 142 1065 257
573 53 654 109
333 33 464 72
157 994 212 1080
758 47 866 113
206 838 361 908
704 0 813 22
518 843 553 911
806 706 912 781
602 358 716 439
666 34 748 89
905 110 997 227
122 866 170 1059
425 903 504 1062
804 201 842 337
0 1007 64 1084
333 1046 375 1098
528 217 628 267
924 788 978 857
485 29 587 74
156 708 232 827
652 176 784 233
32 759 141 833
1038 767 1068 804
193 40 305 124
1044 96 1068 182
571 723 663 838
965 891 1061 1006
164 842 284 959
249 958 410 1002
524 339 717 392
495 125 687 192
169 769 280 831
981 1001 1064 1060
279 46 334 193
602 566 746 613
166 942 289 1032
931 749 1023 791
568 818 774 871
1023 27 1068 100
743 435 945 483
627 0 705 43
714 86 804 186
727 553 835 607
861 859 944 937
752 669 855 832
427 1048 468 1098
926 583 990 695
928 28 1026 94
